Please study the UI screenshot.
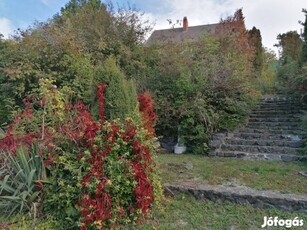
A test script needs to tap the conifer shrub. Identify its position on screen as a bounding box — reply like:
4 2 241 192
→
91 57 138 121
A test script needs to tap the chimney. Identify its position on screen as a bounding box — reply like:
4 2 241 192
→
183 16 188 32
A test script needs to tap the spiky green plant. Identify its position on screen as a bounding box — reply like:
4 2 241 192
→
0 145 48 217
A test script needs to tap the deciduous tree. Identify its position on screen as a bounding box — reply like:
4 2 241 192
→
216 8 254 76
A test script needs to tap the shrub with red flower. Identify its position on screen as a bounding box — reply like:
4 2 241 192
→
0 81 162 229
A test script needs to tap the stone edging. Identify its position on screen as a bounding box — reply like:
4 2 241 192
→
164 183 307 213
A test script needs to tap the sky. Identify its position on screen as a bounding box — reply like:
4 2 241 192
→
0 0 306 53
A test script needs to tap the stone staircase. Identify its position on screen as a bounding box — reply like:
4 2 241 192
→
209 95 307 161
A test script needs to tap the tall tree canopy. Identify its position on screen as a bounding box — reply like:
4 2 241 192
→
300 8 307 64
248 26 264 76
216 8 254 75
276 31 302 64
0 0 151 125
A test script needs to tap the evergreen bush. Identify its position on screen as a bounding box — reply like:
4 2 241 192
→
91 57 138 121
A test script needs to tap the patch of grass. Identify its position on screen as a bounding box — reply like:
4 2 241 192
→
0 214 57 230
156 154 307 194
138 194 307 230
3 195 307 230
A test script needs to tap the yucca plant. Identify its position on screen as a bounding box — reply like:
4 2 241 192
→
0 144 48 218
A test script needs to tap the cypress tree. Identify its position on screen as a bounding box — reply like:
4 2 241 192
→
248 26 263 76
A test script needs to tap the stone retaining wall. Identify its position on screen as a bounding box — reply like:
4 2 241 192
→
164 183 307 213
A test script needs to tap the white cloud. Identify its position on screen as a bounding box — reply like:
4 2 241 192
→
0 18 14 38
239 0 305 52
148 0 306 51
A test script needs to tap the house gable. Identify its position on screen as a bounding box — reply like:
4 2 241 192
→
146 17 219 45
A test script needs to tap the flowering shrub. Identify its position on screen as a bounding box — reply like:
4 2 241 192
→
0 81 162 229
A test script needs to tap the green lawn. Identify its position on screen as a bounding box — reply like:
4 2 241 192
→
156 154 307 195
138 195 307 230
2 195 307 230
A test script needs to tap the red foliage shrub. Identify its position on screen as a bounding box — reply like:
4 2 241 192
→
77 117 155 229
137 91 157 138
0 83 160 229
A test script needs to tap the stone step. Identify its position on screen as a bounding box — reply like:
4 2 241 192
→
250 110 303 115
255 107 302 111
225 138 304 148
258 103 299 107
245 128 301 134
248 117 301 122
249 114 301 119
247 121 300 127
208 150 307 162
258 101 299 105
249 113 302 121
258 99 301 105
232 132 305 141
209 95 306 161
251 109 303 114
254 104 303 108
257 101 301 105
221 144 299 155
262 96 294 101
245 125 301 131
240 128 304 135
164 183 307 213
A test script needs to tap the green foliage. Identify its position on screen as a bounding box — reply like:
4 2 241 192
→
248 26 264 76
143 32 260 154
300 9 307 64
0 24 95 126
257 49 278 94
276 59 301 94
91 57 138 120
275 10 307 100
292 65 307 101
0 0 151 126
0 145 47 217
0 38 15 126
275 31 302 65
217 97 252 130
43 147 82 229
61 0 103 16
